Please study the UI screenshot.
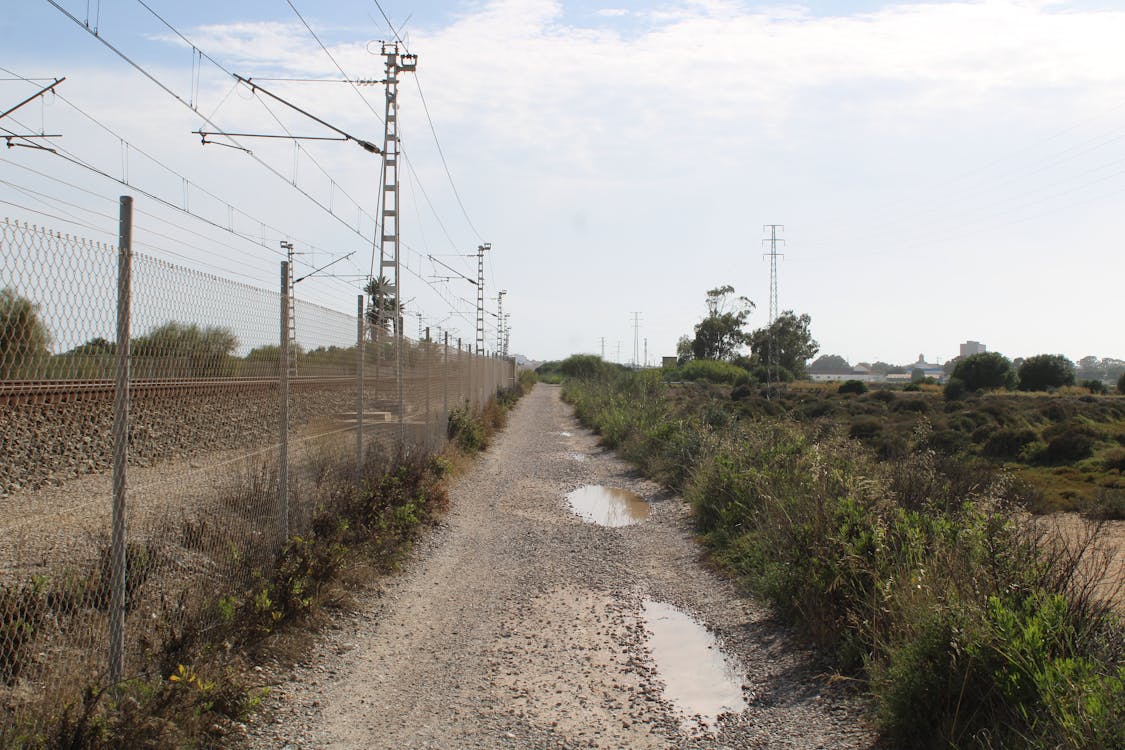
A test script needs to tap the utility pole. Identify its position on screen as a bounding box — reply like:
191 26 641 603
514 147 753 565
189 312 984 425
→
280 240 298 376
644 338 648 368
631 312 642 369
496 290 506 356
762 225 785 397
600 337 605 360
374 42 416 439
475 243 489 355
503 313 511 357
616 341 621 364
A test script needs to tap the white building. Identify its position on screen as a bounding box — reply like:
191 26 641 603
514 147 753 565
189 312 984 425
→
960 340 987 358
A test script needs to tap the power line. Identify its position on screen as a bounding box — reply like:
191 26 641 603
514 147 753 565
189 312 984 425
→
45 1 381 243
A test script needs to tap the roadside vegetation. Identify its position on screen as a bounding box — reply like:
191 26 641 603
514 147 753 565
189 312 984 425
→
560 361 1123 748
0 371 535 749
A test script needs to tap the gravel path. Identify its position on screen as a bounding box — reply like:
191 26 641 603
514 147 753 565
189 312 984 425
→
238 384 876 749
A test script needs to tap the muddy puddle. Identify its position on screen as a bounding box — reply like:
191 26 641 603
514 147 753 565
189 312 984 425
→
642 600 748 728
565 485 649 527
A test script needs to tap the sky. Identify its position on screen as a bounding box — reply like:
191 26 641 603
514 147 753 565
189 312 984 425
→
2 0 1123 366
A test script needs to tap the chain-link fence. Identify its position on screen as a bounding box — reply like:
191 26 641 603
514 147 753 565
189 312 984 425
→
0 203 516 734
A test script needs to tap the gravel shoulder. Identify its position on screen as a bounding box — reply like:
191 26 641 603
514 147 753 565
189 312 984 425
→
238 384 877 749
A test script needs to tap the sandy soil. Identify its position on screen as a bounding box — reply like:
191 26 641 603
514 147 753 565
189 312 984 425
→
237 385 876 749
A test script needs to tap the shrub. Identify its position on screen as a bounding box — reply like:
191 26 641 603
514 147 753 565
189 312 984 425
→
943 378 967 401
1036 423 1097 464
1082 379 1107 395
891 398 930 414
849 418 882 440
0 288 51 379
870 388 895 403
557 354 611 379
730 383 754 401
1119 372 1125 395
981 427 1039 460
447 404 485 452
678 358 750 385
1018 354 1077 392
951 352 1015 392
838 379 867 395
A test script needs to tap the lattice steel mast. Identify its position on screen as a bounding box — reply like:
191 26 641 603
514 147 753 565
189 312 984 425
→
762 225 785 396
376 42 416 433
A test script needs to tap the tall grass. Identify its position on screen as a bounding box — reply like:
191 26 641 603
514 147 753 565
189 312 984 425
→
564 371 1124 748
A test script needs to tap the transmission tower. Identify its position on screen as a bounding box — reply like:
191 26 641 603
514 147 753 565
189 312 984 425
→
762 225 785 396
475 243 489 355
374 42 416 438
280 241 298 376
631 312 642 368
496 290 506 356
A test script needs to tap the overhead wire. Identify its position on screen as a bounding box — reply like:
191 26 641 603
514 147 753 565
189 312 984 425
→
0 64 367 285
45 0 381 247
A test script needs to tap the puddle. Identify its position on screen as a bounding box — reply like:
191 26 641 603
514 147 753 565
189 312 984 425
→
566 452 589 462
642 600 748 727
565 485 649 527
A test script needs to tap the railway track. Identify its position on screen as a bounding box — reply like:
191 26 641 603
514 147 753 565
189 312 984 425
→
0 375 368 405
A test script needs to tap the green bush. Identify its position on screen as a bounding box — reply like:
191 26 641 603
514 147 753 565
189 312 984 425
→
1082 379 1108 395
1118 372 1125 395
982 427 1039 460
1018 354 1077 392
557 354 612 379
952 352 1015 392
447 404 485 452
675 359 750 384
562 368 1125 747
0 288 51 379
944 378 968 401
838 379 867 395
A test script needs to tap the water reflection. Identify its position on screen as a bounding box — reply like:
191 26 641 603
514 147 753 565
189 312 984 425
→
565 485 649 527
643 600 747 726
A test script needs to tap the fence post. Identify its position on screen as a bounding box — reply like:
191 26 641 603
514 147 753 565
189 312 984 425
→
442 332 449 441
467 342 473 412
424 327 431 450
278 261 289 544
109 196 132 688
356 295 364 495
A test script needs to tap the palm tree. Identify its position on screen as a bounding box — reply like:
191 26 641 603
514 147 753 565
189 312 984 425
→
363 276 402 334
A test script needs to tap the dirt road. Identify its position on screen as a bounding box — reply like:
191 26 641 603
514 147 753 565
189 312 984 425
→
240 384 875 749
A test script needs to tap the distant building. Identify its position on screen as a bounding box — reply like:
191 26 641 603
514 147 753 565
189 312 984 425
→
662 356 678 369
960 340 987 358
909 353 945 381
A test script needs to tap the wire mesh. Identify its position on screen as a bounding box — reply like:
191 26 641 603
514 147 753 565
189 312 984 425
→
0 214 516 735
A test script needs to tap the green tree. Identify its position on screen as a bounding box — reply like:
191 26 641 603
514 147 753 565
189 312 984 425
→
1076 355 1103 381
1118 372 1125 395
689 286 754 362
0 288 50 379
950 352 1015 392
809 354 850 373
132 322 238 377
748 311 819 377
1017 354 1076 391
364 276 403 335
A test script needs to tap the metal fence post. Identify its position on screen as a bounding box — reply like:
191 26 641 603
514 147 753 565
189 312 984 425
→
424 327 431 449
109 195 132 688
278 261 289 544
442 331 449 440
356 295 364 495
467 342 474 412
